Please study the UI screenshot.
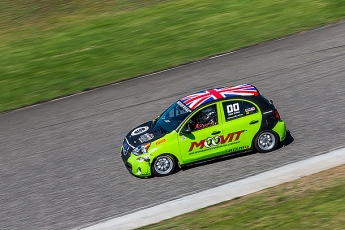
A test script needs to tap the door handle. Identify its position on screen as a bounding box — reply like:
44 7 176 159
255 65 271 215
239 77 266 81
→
212 131 221 135
249 120 259 124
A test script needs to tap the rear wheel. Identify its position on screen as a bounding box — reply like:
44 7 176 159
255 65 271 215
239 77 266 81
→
152 155 176 176
254 130 278 153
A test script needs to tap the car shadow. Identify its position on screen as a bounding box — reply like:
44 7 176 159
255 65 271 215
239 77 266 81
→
178 150 256 172
276 129 294 150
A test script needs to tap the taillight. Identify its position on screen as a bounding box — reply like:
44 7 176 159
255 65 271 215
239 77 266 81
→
274 109 281 120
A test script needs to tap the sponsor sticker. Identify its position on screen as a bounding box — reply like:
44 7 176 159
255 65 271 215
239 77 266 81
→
177 101 192 112
227 114 243 120
122 139 129 156
156 139 167 145
123 141 129 150
139 133 154 143
228 145 249 153
245 107 256 112
131 126 149 136
189 130 245 152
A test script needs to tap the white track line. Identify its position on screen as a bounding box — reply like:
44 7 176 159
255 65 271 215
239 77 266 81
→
81 147 345 230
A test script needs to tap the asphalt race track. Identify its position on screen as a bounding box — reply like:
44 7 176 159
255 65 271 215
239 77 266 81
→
1 21 345 230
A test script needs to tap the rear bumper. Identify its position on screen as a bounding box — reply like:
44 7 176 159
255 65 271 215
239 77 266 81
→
272 119 286 142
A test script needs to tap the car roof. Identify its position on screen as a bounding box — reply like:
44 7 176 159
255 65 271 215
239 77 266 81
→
180 84 259 110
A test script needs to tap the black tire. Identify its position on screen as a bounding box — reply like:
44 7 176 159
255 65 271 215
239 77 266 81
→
152 154 176 177
254 130 278 153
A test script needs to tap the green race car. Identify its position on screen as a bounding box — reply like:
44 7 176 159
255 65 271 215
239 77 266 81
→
121 84 286 177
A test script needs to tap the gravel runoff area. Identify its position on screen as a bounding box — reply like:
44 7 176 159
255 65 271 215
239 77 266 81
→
80 147 345 230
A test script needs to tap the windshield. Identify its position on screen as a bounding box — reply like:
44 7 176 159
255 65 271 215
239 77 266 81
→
153 101 192 133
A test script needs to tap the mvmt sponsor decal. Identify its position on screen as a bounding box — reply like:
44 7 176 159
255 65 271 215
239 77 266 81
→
189 130 245 152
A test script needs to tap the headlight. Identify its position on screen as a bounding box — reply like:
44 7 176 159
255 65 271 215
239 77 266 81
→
137 156 150 162
132 143 151 155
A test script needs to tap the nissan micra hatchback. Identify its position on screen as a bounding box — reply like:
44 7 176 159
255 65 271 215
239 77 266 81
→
120 84 286 177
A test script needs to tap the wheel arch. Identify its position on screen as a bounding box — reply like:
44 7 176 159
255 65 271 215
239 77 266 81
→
151 153 180 166
152 151 181 165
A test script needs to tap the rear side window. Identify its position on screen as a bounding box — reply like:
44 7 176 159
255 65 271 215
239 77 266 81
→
222 101 257 121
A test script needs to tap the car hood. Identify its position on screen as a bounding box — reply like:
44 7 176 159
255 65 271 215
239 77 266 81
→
125 121 166 148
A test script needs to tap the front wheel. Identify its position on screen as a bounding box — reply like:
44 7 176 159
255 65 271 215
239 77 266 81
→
152 155 176 177
254 130 278 153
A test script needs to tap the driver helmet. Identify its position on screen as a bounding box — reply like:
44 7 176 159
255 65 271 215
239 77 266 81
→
199 106 217 125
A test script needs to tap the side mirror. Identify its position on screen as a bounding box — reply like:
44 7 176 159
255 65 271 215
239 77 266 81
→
180 127 192 135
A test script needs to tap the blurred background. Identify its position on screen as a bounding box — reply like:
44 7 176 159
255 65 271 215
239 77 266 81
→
1 0 345 112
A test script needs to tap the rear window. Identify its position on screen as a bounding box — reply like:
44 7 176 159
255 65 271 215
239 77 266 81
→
260 94 274 107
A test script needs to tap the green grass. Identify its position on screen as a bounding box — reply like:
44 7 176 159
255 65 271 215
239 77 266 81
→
1 0 345 112
137 165 345 230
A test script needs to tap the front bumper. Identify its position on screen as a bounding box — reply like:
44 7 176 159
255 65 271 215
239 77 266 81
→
121 148 152 177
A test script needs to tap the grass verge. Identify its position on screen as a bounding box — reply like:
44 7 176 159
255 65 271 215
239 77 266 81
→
137 164 345 229
1 0 345 112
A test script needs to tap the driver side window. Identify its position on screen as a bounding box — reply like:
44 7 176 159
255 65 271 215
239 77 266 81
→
185 104 218 132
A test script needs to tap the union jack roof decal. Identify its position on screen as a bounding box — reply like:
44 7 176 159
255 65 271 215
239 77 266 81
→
180 84 259 110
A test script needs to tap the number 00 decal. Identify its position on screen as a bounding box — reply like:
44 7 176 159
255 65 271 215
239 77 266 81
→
227 103 240 114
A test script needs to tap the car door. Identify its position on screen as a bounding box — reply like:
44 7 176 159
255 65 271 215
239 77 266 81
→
221 100 262 153
177 103 227 164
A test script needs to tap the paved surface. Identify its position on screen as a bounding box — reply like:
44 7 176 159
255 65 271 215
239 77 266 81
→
83 147 345 230
1 21 345 230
